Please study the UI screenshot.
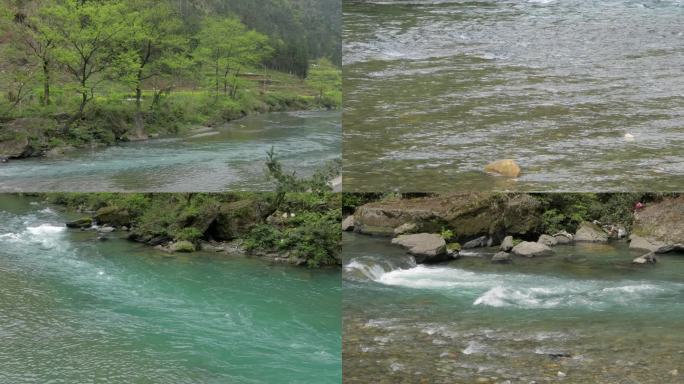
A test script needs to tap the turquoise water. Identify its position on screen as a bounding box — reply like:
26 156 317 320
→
343 233 684 383
343 0 684 192
0 111 340 192
0 196 341 383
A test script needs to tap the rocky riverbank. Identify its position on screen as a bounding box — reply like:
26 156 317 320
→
48 192 341 267
343 193 683 266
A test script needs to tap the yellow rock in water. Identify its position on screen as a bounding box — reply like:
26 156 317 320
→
484 159 521 178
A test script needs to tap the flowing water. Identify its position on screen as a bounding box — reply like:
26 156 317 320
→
0 195 341 384
343 0 684 192
343 233 684 383
0 111 340 192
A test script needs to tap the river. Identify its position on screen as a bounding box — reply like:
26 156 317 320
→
343 0 684 192
0 111 340 192
0 195 341 383
343 232 684 383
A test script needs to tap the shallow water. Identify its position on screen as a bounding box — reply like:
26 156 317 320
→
0 111 340 192
0 196 341 383
343 233 684 383
343 0 684 192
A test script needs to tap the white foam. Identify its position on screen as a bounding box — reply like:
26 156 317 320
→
26 224 65 236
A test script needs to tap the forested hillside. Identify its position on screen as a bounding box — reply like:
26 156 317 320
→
0 0 341 158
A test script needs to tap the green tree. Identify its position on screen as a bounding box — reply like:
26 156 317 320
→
196 17 271 99
9 2 54 106
42 0 137 123
124 0 188 111
306 58 341 107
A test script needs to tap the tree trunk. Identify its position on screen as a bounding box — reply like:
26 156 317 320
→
42 59 50 106
230 67 241 99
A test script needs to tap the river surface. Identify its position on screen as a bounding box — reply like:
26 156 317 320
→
0 111 340 192
343 0 684 192
343 233 684 383
0 195 341 384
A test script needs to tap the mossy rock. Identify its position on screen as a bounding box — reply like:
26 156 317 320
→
447 242 462 252
170 240 195 253
66 217 93 229
209 199 273 241
94 206 132 227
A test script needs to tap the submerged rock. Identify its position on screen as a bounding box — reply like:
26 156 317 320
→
391 233 448 263
492 251 512 263
574 221 608 242
538 234 558 246
342 215 355 232
500 235 514 251
66 217 93 229
511 241 554 257
484 159 521 178
632 252 657 265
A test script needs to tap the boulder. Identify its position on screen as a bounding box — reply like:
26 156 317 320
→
629 234 666 252
94 206 131 227
66 217 92 229
553 231 573 244
484 159 521 178
492 251 512 263
446 242 461 258
463 236 488 249
574 222 608 242
170 240 195 253
342 215 355 232
393 222 417 236
210 199 273 241
353 193 542 239
391 233 448 263
538 234 557 247
511 241 554 257
500 236 514 251
631 195 684 247
632 252 657 265
654 244 684 254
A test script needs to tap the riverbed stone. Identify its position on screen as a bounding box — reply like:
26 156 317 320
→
492 251 512 263
511 241 554 257
538 234 557 246
66 217 92 229
342 215 355 232
500 236 514 251
463 236 488 249
574 221 608 242
391 233 448 263
484 159 521 178
97 225 115 233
